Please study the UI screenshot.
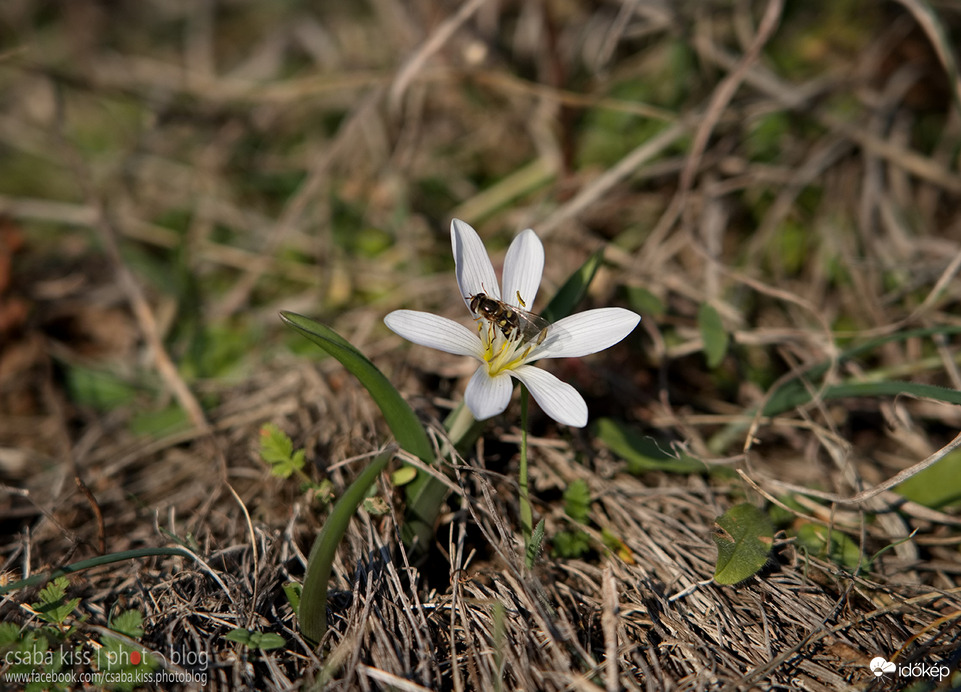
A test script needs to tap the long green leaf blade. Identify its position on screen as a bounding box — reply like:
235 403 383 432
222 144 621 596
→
763 380 961 417
763 325 961 416
280 312 433 463
540 249 604 323
299 450 391 643
280 312 444 548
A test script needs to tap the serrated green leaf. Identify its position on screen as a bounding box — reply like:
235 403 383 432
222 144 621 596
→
109 609 145 638
895 449 961 509
33 578 79 625
551 530 591 558
0 621 20 645
35 577 68 605
259 423 293 462
525 519 546 568
712 503 774 585
283 582 301 612
258 423 305 479
698 303 729 368
595 418 704 473
563 480 591 523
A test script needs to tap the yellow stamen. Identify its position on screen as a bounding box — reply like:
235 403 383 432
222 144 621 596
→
478 319 538 376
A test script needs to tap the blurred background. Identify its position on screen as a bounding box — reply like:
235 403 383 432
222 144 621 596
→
1 0 961 685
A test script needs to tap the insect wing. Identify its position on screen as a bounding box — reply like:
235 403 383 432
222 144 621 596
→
513 305 552 343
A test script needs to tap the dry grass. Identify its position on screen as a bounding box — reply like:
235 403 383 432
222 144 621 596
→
2 1 961 689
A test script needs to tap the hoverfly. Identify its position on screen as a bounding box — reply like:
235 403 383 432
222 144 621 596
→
467 291 550 345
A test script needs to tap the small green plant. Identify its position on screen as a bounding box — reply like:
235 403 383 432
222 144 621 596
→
95 629 158 692
551 480 592 559
1 577 162 692
0 621 74 692
795 522 866 573
563 480 591 523
225 628 286 651
32 577 81 630
552 530 591 559
258 423 333 502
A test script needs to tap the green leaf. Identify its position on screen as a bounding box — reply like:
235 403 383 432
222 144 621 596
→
0 547 202 597
390 466 418 486
712 503 774 585
109 609 145 638
279 312 442 547
35 577 68 605
33 578 80 626
225 628 252 645
226 629 285 650
625 286 664 318
363 496 390 515
279 313 433 464
795 522 865 571
540 249 604 324
525 519 546 569
563 480 591 523
0 621 20 645
250 632 286 650
698 303 729 369
283 582 302 613
65 366 141 411
259 422 293 462
761 325 961 417
551 530 591 559
258 423 305 479
299 449 392 643
595 418 704 473
763 380 961 417
895 449 961 509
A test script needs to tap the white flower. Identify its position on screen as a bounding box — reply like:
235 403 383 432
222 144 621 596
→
384 219 640 427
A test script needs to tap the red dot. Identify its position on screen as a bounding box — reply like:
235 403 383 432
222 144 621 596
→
131 651 141 665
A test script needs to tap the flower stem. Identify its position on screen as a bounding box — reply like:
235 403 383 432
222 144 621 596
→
518 385 533 546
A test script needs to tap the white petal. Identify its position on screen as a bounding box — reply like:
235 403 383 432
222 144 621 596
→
464 367 513 420
501 228 544 309
385 310 483 358
536 308 640 359
451 219 500 309
512 365 588 427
